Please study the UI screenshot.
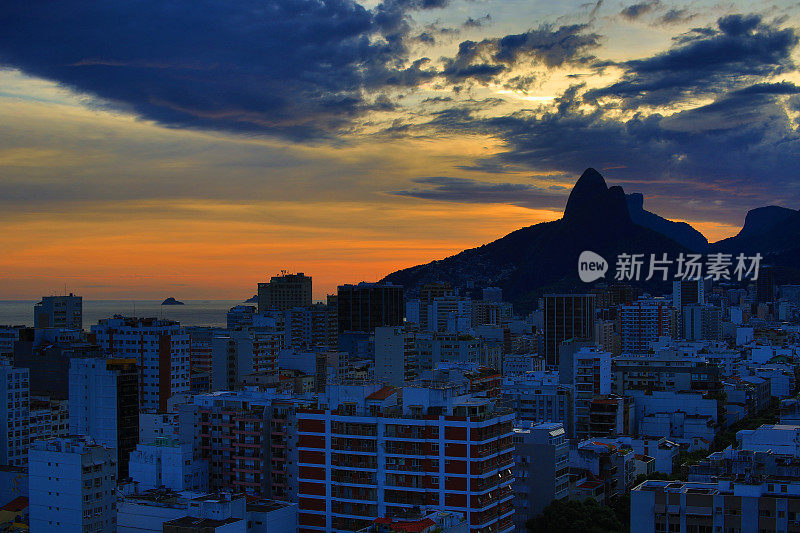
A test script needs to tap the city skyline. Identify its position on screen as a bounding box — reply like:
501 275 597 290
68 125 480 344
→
3 0 800 299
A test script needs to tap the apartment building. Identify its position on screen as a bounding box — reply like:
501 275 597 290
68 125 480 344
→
295 383 515 533
29 436 117 532
501 372 572 430
512 422 569 528
92 317 190 411
619 302 673 354
69 357 139 478
258 273 313 313
34 294 82 330
631 479 800 533
211 330 284 390
0 365 29 467
180 390 314 502
572 346 612 441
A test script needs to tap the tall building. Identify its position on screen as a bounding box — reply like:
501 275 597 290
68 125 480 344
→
0 365 29 467
683 305 722 341
187 326 218 394
337 283 403 334
211 330 283 391
128 437 208 493
0 325 22 356
542 294 596 367
295 384 515 532
502 372 572 429
631 479 800 533
572 346 612 441
756 265 775 303
672 280 704 310
69 357 139 478
258 272 313 312
374 326 415 386
34 294 82 329
619 302 673 354
285 304 331 350
29 436 117 533
29 396 69 444
512 422 569 528
179 391 313 501
92 317 190 411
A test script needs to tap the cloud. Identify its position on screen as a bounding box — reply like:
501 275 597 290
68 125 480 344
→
658 8 696 25
0 0 447 141
440 23 602 83
390 176 568 209
620 1 660 21
587 14 798 107
463 15 492 28
421 67 800 224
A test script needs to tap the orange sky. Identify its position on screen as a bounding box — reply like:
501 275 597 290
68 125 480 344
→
0 77 745 300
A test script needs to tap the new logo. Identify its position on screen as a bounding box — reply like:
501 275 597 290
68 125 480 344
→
578 251 608 282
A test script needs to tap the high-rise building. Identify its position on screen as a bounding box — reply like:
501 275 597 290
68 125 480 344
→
284 304 332 350
211 330 283 391
29 396 69 444
373 326 415 386
92 317 190 411
179 391 313 501
337 283 403 334
619 302 673 353
0 364 29 467
683 304 722 341
0 325 22 356
29 436 117 533
295 384 515 532
502 372 572 429
34 294 82 329
128 437 209 493
756 265 775 303
672 280 704 310
512 422 569 528
631 479 800 533
258 272 313 312
69 357 139 478
542 294 596 367
187 326 218 394
572 346 612 441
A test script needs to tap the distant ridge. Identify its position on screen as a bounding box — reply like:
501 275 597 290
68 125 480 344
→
383 168 687 311
626 193 708 252
383 168 800 310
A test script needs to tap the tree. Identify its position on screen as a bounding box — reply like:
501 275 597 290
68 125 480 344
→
526 498 624 533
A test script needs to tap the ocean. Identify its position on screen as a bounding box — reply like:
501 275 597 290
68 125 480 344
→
0 300 246 329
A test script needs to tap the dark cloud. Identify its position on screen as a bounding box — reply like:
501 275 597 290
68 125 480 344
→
587 14 798 107
422 68 800 223
463 15 492 28
390 176 568 209
440 24 601 84
421 96 454 104
0 0 445 140
620 1 660 21
658 8 696 25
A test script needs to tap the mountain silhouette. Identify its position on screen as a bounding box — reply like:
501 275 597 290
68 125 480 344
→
714 206 799 253
626 193 709 252
383 168 689 311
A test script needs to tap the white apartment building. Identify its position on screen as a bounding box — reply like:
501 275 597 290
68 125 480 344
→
0 365 29 467
92 317 190 411
29 436 117 533
129 437 209 493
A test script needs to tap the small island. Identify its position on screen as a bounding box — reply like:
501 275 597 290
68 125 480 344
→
161 297 185 306
244 294 258 303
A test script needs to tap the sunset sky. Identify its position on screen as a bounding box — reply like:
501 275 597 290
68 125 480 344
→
2 0 800 300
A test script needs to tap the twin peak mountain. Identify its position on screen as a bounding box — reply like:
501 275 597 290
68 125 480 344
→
383 168 800 311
